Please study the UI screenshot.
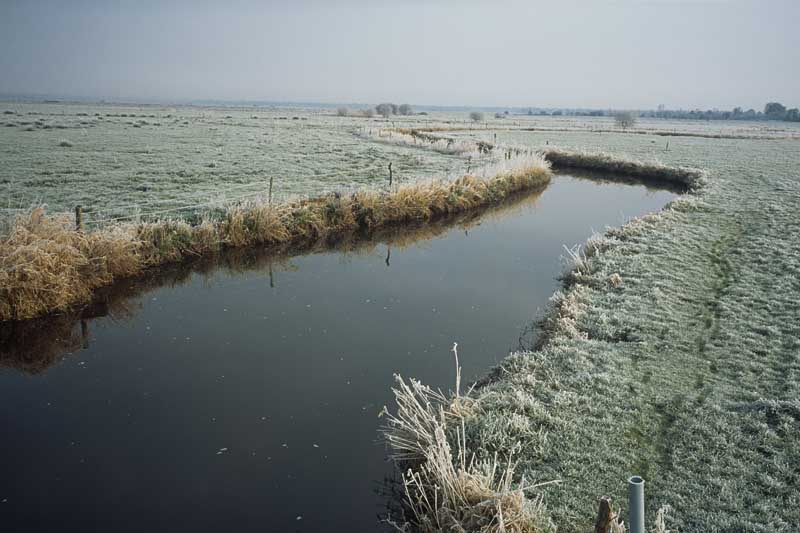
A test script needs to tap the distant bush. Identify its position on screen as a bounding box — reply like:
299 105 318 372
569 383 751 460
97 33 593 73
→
469 111 484 122
764 102 786 118
614 111 637 129
337 107 375 118
374 102 414 117
58 139 74 147
376 103 394 118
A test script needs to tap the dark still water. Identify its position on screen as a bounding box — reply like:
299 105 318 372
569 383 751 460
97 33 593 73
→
0 175 676 532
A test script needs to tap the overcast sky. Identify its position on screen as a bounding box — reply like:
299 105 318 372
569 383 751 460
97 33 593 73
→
1 0 797 109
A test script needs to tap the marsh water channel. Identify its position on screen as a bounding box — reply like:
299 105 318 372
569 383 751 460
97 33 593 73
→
0 173 677 532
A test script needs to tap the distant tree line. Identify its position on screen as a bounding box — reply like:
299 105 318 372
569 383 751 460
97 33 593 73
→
337 102 799 122
647 102 799 122
517 103 800 122
336 103 416 118
375 103 414 117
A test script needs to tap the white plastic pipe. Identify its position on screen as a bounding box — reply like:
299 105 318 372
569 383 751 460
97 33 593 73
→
628 475 645 533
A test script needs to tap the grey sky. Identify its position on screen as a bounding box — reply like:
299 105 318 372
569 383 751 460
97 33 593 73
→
1 0 797 109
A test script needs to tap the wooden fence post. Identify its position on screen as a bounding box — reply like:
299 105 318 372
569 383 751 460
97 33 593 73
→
388 162 393 187
594 496 615 533
75 206 83 231
268 176 274 205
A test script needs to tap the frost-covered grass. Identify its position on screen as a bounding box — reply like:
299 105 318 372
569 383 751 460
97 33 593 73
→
385 127 800 531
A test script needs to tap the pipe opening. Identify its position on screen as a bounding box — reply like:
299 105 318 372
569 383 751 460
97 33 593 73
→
629 476 645 485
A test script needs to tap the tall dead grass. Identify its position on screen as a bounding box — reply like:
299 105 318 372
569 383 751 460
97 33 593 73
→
0 155 551 321
383 359 555 532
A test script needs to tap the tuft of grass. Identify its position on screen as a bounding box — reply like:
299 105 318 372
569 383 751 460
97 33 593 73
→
58 139 74 147
382 346 556 532
0 208 141 321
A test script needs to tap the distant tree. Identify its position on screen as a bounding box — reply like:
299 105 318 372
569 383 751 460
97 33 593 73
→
398 104 413 116
361 108 375 118
390 103 399 115
494 112 506 119
786 108 800 122
375 103 393 118
336 107 349 117
551 110 563 116
764 102 787 119
469 111 484 122
614 110 637 129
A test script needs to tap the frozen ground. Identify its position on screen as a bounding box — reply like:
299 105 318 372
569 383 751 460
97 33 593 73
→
445 127 800 530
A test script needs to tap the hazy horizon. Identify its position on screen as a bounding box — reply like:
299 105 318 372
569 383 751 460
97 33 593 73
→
1 0 798 110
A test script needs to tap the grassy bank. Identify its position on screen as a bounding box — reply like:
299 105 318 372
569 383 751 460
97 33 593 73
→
0 154 550 321
385 133 800 531
382 155 705 532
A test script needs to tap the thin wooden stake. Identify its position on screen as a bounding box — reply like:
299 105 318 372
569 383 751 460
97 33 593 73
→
268 176 274 205
388 162 393 187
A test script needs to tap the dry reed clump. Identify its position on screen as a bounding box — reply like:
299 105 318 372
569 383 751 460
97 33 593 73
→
542 148 707 190
0 155 551 321
0 208 141 321
383 371 554 533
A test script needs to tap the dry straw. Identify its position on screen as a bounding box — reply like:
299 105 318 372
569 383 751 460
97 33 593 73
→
382 356 557 532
